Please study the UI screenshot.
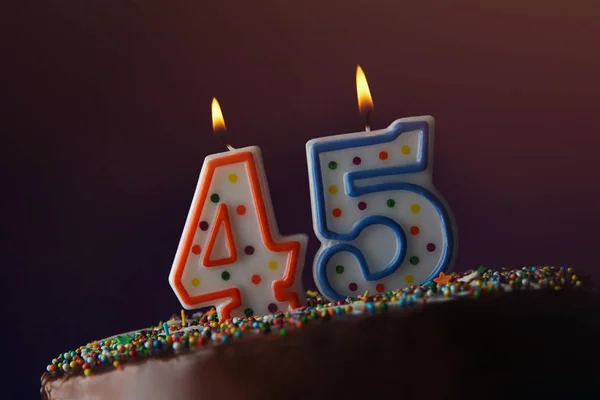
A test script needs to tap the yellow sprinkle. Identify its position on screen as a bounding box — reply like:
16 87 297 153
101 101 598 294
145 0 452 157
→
306 290 318 296
576 280 582 287
571 275 577 281
181 310 186 326
191 277 200 287
405 274 415 284
228 173 238 183
268 260 278 270
410 204 420 213
84 369 92 377
362 290 369 298
401 145 411 154
113 361 120 368
328 185 338 194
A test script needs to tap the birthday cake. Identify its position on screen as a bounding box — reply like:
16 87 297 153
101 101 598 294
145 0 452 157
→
41 73 600 398
41 266 600 399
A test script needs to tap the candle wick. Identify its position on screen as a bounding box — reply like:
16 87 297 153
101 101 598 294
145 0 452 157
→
365 110 372 132
226 144 236 151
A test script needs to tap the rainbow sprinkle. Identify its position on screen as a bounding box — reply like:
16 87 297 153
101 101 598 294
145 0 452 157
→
43 266 587 380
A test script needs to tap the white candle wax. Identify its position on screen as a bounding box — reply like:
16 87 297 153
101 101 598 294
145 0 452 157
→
306 116 457 301
170 146 308 319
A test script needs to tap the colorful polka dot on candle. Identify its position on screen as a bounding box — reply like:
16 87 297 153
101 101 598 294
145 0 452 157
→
228 174 238 183
376 283 385 293
328 161 337 170
221 271 230 281
244 246 254 255
426 243 436 252
236 205 246 215
348 282 358 291
410 204 420 213
379 151 388 160
267 303 278 313
405 274 414 284
210 193 220 203
401 145 410 155
328 185 338 194
199 221 209 231
244 308 254 317
191 278 200 287
335 265 344 274
332 208 342 218
410 226 420 235
352 157 362 165
251 274 262 285
358 201 367 210
409 256 420 265
268 260 278 270
191 245 201 255
387 199 395 208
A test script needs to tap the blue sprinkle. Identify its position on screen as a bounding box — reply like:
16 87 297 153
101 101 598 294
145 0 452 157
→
163 323 169 334
221 335 231 343
399 298 406 308
234 331 242 338
366 302 375 313
153 340 162 349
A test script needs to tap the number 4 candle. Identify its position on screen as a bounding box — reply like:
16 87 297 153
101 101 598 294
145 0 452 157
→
306 66 457 301
169 98 308 320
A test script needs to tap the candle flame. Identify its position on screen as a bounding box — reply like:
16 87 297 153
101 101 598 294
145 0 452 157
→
356 65 374 116
211 97 226 134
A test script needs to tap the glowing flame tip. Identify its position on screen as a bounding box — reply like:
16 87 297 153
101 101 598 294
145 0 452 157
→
211 97 226 134
356 65 374 116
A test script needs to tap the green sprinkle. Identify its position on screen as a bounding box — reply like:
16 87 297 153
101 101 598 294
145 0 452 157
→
429 282 438 293
279 328 287 337
116 335 133 345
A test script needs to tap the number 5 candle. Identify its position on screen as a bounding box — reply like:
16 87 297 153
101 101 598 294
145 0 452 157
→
306 66 457 301
169 98 308 320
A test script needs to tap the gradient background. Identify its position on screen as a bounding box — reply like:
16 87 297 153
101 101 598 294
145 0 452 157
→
3 0 600 396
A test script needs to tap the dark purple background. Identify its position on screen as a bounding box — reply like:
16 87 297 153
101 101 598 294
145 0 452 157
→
3 0 600 395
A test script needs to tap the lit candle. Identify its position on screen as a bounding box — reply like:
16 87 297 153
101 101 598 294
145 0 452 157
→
306 66 457 301
169 98 308 319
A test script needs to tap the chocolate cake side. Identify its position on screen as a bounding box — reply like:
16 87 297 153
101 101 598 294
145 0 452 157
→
202 290 600 399
43 289 600 399
42 267 600 399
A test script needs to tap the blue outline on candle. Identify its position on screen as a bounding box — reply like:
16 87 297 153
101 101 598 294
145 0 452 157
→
309 120 454 300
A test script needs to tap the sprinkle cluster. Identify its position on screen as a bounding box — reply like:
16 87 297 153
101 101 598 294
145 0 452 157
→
44 266 585 380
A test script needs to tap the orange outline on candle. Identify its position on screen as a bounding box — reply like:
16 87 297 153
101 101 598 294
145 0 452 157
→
172 151 302 319
202 203 238 267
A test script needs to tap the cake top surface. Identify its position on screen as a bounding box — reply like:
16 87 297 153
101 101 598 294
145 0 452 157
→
42 265 586 383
